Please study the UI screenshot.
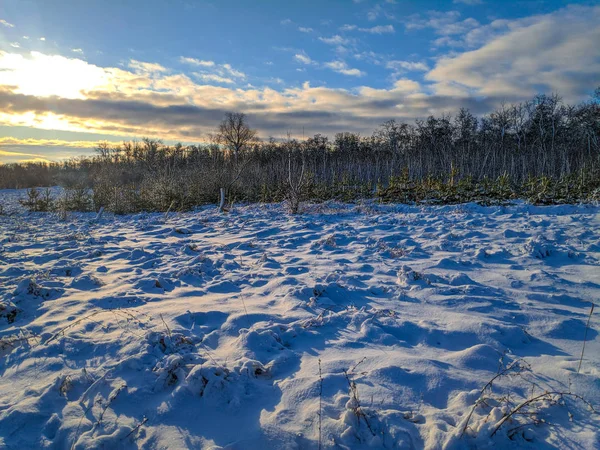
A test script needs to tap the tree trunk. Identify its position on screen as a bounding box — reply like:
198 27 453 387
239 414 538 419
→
219 187 226 212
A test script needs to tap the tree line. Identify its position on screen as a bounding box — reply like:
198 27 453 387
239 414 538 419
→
2 90 599 212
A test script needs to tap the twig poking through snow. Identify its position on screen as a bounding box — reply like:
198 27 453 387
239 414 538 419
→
97 383 127 424
344 365 376 437
460 357 530 438
159 313 172 340
123 417 148 441
577 302 595 374
318 358 323 450
490 391 596 437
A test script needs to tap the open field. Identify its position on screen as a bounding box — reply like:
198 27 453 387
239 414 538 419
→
1 191 599 449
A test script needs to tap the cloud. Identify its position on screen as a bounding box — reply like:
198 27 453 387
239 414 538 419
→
324 60 365 77
280 19 292 25
192 73 234 84
298 27 313 33
426 5 600 102
71 48 84 54
0 143 96 163
342 24 395 34
319 35 350 45
222 63 245 79
0 51 109 99
294 53 314 65
387 60 429 72
0 137 100 148
0 19 14 28
405 10 479 35
453 0 483 4
180 57 215 67
0 5 597 149
359 25 395 34
129 60 168 74
180 57 245 81
0 149 45 158
0 69 480 142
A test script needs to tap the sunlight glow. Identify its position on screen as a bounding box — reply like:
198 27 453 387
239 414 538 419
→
0 51 108 99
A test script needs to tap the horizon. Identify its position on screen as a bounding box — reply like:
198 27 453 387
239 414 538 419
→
0 0 599 164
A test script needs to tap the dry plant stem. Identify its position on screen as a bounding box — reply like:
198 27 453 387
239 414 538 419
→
343 369 376 436
159 313 172 339
490 391 595 436
45 310 108 344
318 358 323 450
239 292 250 326
123 417 148 441
97 383 127 424
71 401 95 450
45 309 150 345
577 302 595 374
460 358 529 438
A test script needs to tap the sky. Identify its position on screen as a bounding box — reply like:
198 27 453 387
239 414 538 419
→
0 0 599 163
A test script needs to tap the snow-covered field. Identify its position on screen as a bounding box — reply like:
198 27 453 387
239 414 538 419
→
1 189 599 449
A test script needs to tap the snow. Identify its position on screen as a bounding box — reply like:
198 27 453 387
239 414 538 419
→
1 192 599 449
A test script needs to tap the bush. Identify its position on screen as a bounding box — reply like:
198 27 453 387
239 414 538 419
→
19 188 54 212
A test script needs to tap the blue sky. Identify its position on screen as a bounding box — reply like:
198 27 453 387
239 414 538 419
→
0 0 598 163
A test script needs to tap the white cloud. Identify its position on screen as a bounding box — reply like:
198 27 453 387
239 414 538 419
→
9 42 20 48
129 60 168 74
298 27 313 33
71 48 84 54
405 11 479 35
40 37 46 41
180 57 245 81
192 73 234 84
387 60 429 72
0 7 597 146
319 35 350 45
280 19 292 25
324 60 365 77
359 25 395 34
0 19 14 28
426 5 600 102
180 57 215 67
392 79 421 93
0 51 109 99
222 63 245 79
341 24 395 34
294 53 314 65
453 0 483 4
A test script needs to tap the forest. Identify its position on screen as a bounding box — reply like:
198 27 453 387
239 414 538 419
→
2 90 599 213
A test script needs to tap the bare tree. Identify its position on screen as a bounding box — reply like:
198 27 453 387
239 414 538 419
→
214 112 257 160
286 149 306 214
212 112 258 211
